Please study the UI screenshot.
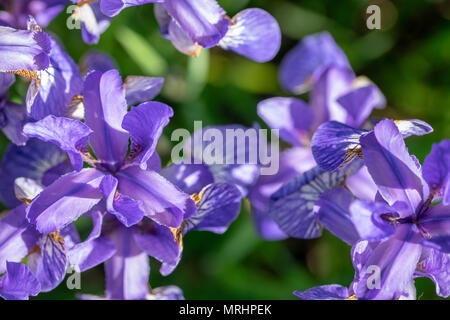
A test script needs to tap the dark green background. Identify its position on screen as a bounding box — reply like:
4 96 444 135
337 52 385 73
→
1 0 449 299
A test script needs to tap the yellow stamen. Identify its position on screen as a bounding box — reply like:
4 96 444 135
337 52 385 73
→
8 69 40 87
170 220 185 247
77 0 97 6
50 231 64 243
346 294 358 300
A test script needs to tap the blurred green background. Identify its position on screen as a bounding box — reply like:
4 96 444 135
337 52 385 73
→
1 0 449 300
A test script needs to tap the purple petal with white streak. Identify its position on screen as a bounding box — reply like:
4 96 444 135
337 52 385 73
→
26 168 105 233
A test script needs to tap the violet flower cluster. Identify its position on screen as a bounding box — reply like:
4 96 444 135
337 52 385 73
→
248 32 449 300
0 1 448 301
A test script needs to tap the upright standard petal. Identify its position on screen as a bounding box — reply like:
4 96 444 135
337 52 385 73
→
183 183 242 234
84 70 129 169
309 66 355 129
315 187 359 246
122 101 173 169
117 166 195 228
269 160 362 239
0 139 68 208
219 8 281 63
100 0 161 17
257 97 313 147
124 76 164 106
360 119 426 215
337 85 382 128
164 0 230 48
279 31 351 94
105 225 149 300
0 26 50 71
422 140 450 204
311 121 367 171
23 116 93 171
0 262 40 300
26 168 105 233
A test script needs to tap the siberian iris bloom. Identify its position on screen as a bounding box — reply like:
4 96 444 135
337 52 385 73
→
5 68 242 299
250 31 385 240
71 176 241 300
313 119 450 299
0 0 69 29
22 68 194 233
72 0 281 62
0 139 86 297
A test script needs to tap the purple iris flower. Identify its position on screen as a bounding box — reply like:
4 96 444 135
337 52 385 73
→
0 203 84 295
250 32 385 240
3 68 242 299
315 119 450 299
0 139 91 297
22 68 194 233
67 165 240 300
0 0 69 29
